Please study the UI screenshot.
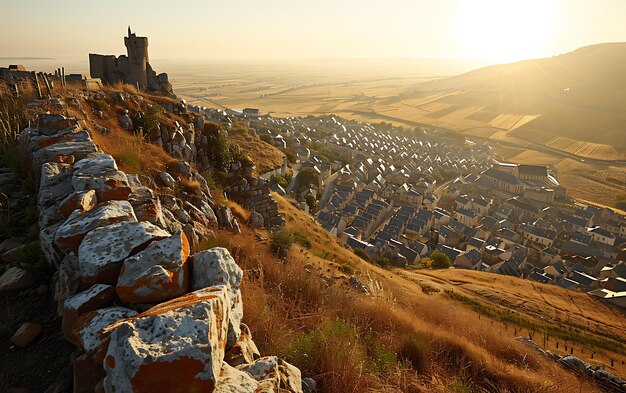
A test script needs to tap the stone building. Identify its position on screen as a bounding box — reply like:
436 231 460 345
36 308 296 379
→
89 27 172 94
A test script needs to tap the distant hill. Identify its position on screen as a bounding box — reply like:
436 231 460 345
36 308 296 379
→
411 43 626 154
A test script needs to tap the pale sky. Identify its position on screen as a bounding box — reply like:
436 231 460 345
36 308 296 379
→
1 0 626 63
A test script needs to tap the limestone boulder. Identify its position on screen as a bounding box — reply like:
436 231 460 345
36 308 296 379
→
10 322 43 348
73 306 138 357
116 231 190 303
78 221 169 285
247 211 264 228
191 247 242 291
173 208 191 224
40 222 64 265
72 155 131 202
157 171 176 189
191 247 243 348
214 363 259 393
33 141 98 169
57 189 98 219
129 188 167 229
199 200 218 226
224 324 261 367
36 114 78 136
29 129 91 153
38 162 73 209
62 284 116 345
52 253 81 316
0 267 34 292
238 356 303 393
119 114 133 131
216 206 237 231
103 286 230 393
54 200 137 253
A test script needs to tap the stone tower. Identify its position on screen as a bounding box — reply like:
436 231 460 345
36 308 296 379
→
124 26 149 88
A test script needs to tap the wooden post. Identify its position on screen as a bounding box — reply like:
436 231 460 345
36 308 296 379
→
61 67 66 86
42 73 53 97
32 72 43 99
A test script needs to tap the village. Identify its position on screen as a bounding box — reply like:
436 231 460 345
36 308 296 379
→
189 104 626 309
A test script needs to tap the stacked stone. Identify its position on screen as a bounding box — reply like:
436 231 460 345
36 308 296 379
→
23 114 304 393
226 162 286 229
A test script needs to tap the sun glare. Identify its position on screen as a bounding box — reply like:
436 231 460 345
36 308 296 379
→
456 0 559 63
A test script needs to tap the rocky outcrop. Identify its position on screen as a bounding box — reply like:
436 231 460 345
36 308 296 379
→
22 113 305 393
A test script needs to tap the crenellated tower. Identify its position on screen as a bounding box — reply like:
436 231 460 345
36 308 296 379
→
124 26 149 88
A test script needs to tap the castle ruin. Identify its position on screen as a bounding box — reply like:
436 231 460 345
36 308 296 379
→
89 27 172 94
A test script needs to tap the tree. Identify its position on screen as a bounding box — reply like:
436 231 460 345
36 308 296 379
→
205 127 232 173
296 167 319 189
305 194 318 211
430 251 451 269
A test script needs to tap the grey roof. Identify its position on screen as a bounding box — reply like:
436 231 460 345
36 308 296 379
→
482 167 522 185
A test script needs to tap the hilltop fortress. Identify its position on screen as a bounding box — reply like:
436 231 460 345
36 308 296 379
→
89 27 172 94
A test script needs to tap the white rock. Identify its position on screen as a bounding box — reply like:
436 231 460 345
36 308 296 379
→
191 247 244 347
75 306 138 354
116 230 189 303
214 363 259 393
239 356 303 393
54 200 137 252
0 267 34 292
158 171 176 188
78 221 169 285
38 162 73 209
103 286 230 393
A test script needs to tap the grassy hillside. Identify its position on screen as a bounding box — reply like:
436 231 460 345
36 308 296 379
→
414 43 626 155
215 197 611 392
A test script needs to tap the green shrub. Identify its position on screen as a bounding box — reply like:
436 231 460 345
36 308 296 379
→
353 247 369 261
134 104 162 134
292 230 312 249
375 257 391 269
13 241 53 280
270 228 294 254
337 262 355 275
430 251 451 269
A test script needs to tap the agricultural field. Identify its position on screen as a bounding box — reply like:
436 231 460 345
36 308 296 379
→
167 46 626 207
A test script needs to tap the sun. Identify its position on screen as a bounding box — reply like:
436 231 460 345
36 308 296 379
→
456 0 559 63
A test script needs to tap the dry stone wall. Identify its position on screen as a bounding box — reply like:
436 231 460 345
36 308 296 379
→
24 113 304 393
226 162 285 229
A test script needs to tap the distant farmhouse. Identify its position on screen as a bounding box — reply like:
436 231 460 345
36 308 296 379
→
89 27 172 94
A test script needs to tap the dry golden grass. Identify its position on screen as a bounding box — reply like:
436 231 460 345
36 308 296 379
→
228 123 285 174
253 194 618 391
212 219 605 392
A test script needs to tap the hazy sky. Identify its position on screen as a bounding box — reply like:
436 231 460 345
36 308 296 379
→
2 0 626 63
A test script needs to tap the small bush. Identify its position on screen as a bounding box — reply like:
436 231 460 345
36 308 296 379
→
430 251 451 269
337 262 355 275
353 247 369 261
13 241 53 280
375 257 391 270
270 228 294 255
293 230 312 249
